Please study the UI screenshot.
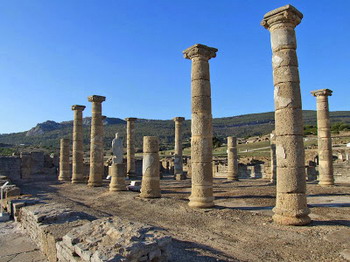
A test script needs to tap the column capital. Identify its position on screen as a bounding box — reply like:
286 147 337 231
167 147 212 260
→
311 89 333 97
183 44 218 60
125 117 137 122
88 95 106 103
261 4 303 30
173 117 185 122
71 105 86 111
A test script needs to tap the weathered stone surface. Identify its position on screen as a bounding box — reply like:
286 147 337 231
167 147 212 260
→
173 117 185 180
0 156 21 180
88 95 106 187
109 163 126 191
125 117 137 179
311 89 334 186
18 203 93 262
227 137 239 181
56 217 171 262
58 138 71 181
270 131 277 183
140 136 161 198
183 43 217 208
71 104 86 184
262 4 310 225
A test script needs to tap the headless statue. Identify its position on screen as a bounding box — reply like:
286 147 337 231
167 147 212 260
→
112 133 123 164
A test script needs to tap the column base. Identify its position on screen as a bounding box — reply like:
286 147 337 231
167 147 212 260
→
109 187 127 192
58 177 71 182
71 179 85 184
318 180 334 186
227 177 239 181
188 196 214 208
272 213 311 226
87 182 103 187
140 192 161 198
175 174 186 180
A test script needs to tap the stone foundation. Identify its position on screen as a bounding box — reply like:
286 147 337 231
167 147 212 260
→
14 201 171 262
57 217 171 262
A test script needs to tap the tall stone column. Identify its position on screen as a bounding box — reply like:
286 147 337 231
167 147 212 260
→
125 117 137 179
140 136 161 198
71 105 86 183
311 89 334 186
261 5 310 225
58 138 70 181
270 131 277 184
87 95 106 187
227 137 239 181
173 117 185 180
183 44 217 208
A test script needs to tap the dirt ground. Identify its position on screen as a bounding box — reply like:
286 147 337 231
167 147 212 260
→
17 176 350 262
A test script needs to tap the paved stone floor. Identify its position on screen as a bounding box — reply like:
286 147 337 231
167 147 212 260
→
0 221 47 262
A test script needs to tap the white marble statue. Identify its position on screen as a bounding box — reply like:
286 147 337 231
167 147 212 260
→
112 133 123 164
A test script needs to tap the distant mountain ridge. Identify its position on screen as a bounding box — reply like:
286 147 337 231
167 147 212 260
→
1 110 350 150
26 117 126 137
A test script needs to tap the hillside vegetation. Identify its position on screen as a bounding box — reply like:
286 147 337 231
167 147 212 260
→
1 110 350 154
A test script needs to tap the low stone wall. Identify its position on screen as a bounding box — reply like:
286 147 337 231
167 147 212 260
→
0 156 21 180
334 162 350 183
15 202 172 262
57 217 171 262
17 204 93 262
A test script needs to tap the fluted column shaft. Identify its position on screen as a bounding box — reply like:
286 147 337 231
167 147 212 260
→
58 138 70 181
71 105 86 183
173 117 185 180
311 89 334 186
183 44 217 208
125 118 137 179
88 95 106 187
262 5 310 225
227 137 239 181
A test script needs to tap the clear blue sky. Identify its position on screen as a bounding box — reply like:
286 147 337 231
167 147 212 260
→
0 0 349 134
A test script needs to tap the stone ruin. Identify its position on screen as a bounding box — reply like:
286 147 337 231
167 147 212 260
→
1 4 350 262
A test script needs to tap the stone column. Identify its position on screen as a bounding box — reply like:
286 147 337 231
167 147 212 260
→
261 5 310 225
58 138 70 181
227 137 239 181
140 136 161 198
109 163 126 191
125 117 137 179
311 89 334 186
71 105 86 183
87 95 106 187
173 117 186 180
183 44 217 208
270 131 277 184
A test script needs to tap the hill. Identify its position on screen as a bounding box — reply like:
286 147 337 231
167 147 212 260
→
1 110 350 152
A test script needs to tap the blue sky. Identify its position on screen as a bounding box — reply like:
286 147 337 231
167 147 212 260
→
0 0 349 134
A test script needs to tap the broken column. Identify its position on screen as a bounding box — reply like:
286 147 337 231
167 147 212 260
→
87 95 106 187
58 138 70 181
183 43 217 208
261 5 310 225
270 131 277 184
109 163 126 191
173 117 186 180
311 89 334 186
140 136 161 198
71 105 86 183
125 118 137 179
227 136 239 181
